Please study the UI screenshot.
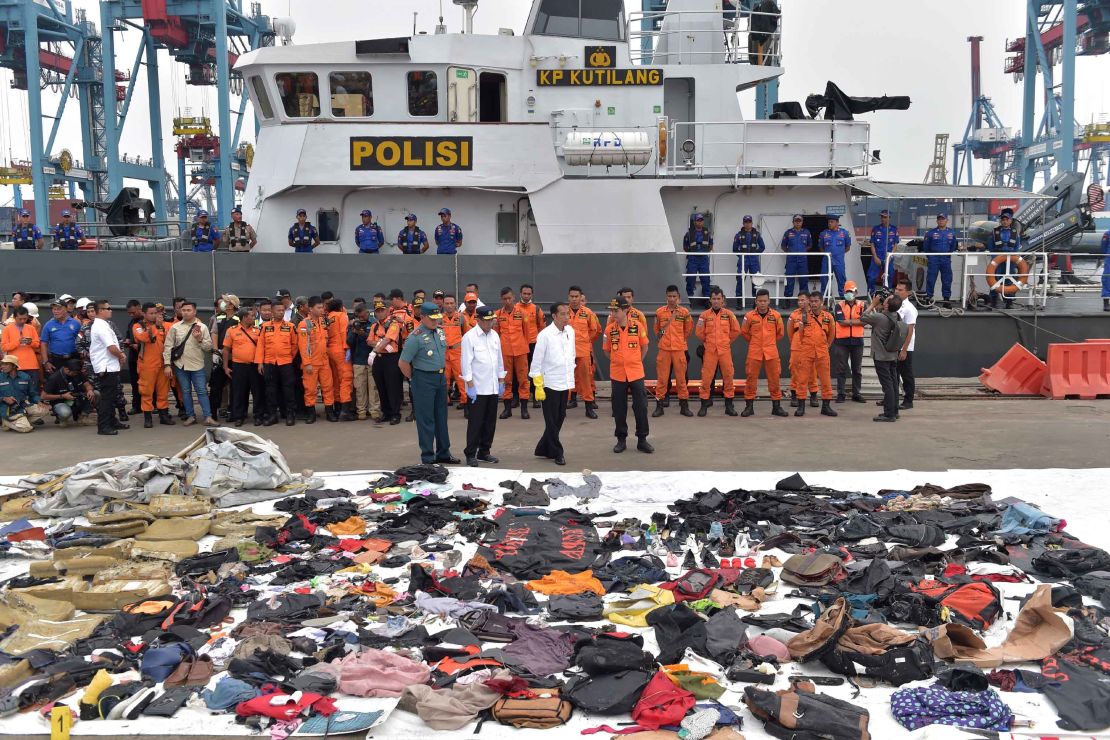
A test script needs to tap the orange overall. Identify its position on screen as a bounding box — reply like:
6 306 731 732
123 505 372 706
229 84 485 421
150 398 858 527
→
786 308 819 397
740 309 784 400
790 308 836 400
695 308 741 400
326 310 353 404
298 318 334 407
495 305 530 400
568 305 601 402
442 311 468 403
131 320 169 411
653 305 693 400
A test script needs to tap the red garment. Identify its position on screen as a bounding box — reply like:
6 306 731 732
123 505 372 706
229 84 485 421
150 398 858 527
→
235 691 337 720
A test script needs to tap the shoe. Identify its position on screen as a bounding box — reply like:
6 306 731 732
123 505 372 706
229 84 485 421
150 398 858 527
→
943 300 952 309
873 415 896 422
285 416 295 426
875 400 885 406
835 394 845 403
585 406 598 419
701 547 718 568
899 401 914 410
478 454 499 464
325 406 340 422
808 392 819 408
771 400 788 417
820 401 838 417
117 409 129 423
159 411 175 426
697 400 709 417
724 399 738 416
143 412 153 429
851 394 865 403
253 418 264 426
587 401 598 411
97 429 118 436
740 400 755 417
462 406 469 419
636 439 654 454
389 416 401 425
554 456 566 466
520 405 530 420
436 456 462 465
613 439 626 453
218 408 230 420
679 400 693 417
794 402 805 417
790 391 798 408
339 402 357 421
467 457 479 467
263 416 277 426
234 418 244 427
652 402 664 418
499 401 512 420
202 416 219 427
532 399 541 409
405 411 414 422
566 398 578 409
305 411 316 424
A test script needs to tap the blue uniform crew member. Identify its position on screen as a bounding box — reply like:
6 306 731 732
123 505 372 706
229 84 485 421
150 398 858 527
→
288 209 320 253
434 208 463 255
12 211 43 250
923 213 958 308
53 210 86 250
354 210 385 254
781 215 812 298
732 215 766 307
868 209 899 294
682 213 713 300
40 299 82 373
399 302 459 464
989 207 1023 308
397 214 429 254
190 210 220 252
1100 229 1109 312
817 214 852 297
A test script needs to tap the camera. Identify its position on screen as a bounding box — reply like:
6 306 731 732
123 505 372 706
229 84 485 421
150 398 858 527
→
874 286 893 303
351 319 368 334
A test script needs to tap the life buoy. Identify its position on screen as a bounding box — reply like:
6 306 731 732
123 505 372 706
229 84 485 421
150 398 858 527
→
986 255 1029 296
657 119 668 164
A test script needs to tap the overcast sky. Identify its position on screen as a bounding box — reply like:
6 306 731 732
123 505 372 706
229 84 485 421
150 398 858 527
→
1 0 1108 208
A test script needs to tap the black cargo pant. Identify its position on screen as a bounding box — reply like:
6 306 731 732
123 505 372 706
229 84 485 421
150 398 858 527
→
612 378 649 440
231 362 265 422
831 342 864 397
96 371 120 433
263 363 297 420
897 350 915 405
372 352 403 420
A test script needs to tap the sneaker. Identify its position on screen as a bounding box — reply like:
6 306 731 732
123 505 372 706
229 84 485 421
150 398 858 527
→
182 417 197 427
202 416 220 427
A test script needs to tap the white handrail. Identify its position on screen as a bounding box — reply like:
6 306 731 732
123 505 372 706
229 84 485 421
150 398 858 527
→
882 249 1050 308
679 251 837 305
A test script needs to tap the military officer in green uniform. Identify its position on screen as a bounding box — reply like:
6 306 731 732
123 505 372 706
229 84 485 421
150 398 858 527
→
399 302 460 465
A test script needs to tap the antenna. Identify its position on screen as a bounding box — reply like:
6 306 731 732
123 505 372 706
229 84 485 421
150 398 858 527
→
453 0 478 34
435 0 447 34
413 11 418 35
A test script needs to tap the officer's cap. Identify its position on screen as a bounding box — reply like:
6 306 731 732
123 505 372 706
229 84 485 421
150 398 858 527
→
405 213 417 221
360 209 372 217
275 289 291 298
742 215 753 223
937 213 948 220
61 210 72 217
296 209 307 216
476 305 494 320
826 213 840 221
420 302 443 319
1000 208 1014 218
372 299 387 311
197 210 208 217
610 295 631 310
792 214 803 221
692 213 704 221
18 210 29 217
388 288 405 299
438 208 451 216
50 299 65 308
231 206 242 214
464 292 478 302
880 209 890 217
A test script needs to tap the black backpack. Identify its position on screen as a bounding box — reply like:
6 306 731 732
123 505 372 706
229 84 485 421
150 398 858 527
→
573 633 655 675
175 548 239 578
547 593 604 622
820 633 935 686
1033 548 1110 578
564 670 652 714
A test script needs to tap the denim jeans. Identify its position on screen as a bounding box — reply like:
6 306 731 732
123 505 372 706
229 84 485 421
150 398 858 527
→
175 367 212 420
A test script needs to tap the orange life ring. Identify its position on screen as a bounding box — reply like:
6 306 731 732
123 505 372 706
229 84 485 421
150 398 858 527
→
986 255 1029 297
657 119 668 164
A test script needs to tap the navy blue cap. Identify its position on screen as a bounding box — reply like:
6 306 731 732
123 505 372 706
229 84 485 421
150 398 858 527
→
879 209 890 217
475 305 495 319
296 208 307 216
420 302 443 319
826 213 840 221
360 209 372 217
438 208 451 216
19 210 30 217
405 213 417 221
693 213 704 221
61 209 71 217
197 210 208 217
231 206 242 214
1000 208 1014 218
742 215 753 222
937 212 949 220
792 214 803 220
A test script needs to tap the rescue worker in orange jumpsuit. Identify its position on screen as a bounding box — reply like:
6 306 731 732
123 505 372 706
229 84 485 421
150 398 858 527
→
694 286 741 417
739 288 789 417
617 287 650 335
517 284 546 410
325 298 357 421
603 295 653 454
786 293 819 408
442 294 470 418
387 288 417 422
652 284 694 417
223 306 264 426
298 296 335 423
494 287 530 419
131 302 174 428
256 299 299 426
566 285 601 418
789 291 838 417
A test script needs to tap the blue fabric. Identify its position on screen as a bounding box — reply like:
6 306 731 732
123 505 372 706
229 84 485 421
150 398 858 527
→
1101 231 1109 298
354 223 384 253
784 255 810 297
202 676 259 711
174 367 212 420
923 227 957 254
890 686 1013 731
868 224 899 292
994 226 1020 253
288 223 318 253
0 371 40 419
190 224 219 252
780 228 812 254
686 255 710 298
12 224 42 249
434 222 463 254
732 228 765 298
141 643 193 682
396 227 427 254
925 255 953 300
40 317 82 356
53 223 84 249
997 501 1060 536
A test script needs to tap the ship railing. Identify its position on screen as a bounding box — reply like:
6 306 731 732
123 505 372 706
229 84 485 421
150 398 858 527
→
882 249 1050 309
628 7 782 66
39 221 187 251
678 251 836 305
665 120 870 179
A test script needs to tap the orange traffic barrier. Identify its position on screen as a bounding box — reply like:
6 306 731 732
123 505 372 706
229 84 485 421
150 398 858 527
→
978 343 1047 396
1041 342 1110 400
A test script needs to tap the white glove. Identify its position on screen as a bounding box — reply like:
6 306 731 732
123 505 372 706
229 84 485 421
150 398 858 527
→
368 351 377 367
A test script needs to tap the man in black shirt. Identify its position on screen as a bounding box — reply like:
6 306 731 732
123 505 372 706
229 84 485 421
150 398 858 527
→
41 359 96 425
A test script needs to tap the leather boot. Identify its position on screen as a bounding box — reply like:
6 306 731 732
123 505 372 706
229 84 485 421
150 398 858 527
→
158 410 175 425
566 397 578 409
520 404 530 420
794 399 806 416
326 405 340 422
339 402 357 421
808 392 819 408
771 400 788 417
740 400 755 417
697 400 710 417
305 409 316 424
724 399 738 416
143 412 153 429
652 402 664 418
679 400 693 417
499 401 512 419
790 390 798 408
585 403 598 419
821 400 838 417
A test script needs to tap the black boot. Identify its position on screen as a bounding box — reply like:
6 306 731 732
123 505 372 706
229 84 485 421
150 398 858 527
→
339 402 357 421
808 392 819 408
462 405 469 420
652 402 664 418
771 400 788 417
532 399 541 409
566 397 578 409
326 405 340 422
851 393 865 403
679 400 693 417
697 400 710 417
158 410 175 426
520 404 530 420
305 409 316 424
795 399 806 416
585 403 598 419
835 384 846 403
821 400 838 417
499 401 512 419
143 412 153 429
613 438 626 453
790 390 798 408
724 399 738 416
1104 299 1110 312
740 400 755 417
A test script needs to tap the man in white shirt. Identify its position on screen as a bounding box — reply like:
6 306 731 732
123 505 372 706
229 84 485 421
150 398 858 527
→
529 302 576 466
460 305 506 467
89 300 129 436
893 279 917 410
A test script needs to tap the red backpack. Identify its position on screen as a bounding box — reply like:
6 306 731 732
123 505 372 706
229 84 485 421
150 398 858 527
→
660 569 721 603
631 671 695 730
907 580 1002 631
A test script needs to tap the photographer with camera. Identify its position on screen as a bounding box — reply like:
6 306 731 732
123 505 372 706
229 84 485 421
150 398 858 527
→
861 292 907 422
348 303 381 421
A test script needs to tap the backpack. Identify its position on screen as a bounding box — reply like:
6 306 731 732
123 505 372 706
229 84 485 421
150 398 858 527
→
457 609 523 642
781 553 845 587
573 633 656 675
905 580 1003 631
632 671 696 730
745 684 871 740
660 569 721 603
491 687 573 729
819 624 935 686
564 670 652 714
882 313 908 353
174 548 239 578
1032 547 1110 579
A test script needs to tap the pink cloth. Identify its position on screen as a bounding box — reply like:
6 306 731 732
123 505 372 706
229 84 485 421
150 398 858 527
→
332 649 431 697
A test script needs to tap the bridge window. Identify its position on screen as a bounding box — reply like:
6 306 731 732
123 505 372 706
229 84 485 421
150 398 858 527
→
408 71 439 117
276 72 320 117
534 0 624 41
330 72 373 117
249 76 274 120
